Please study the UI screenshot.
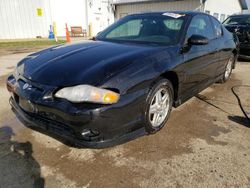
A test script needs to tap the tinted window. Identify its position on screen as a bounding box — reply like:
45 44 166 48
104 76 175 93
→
186 15 214 40
163 19 183 30
98 15 186 45
223 16 250 25
106 19 141 38
211 17 223 38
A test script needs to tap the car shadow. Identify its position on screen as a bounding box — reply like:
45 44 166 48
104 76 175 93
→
228 115 250 128
196 94 250 128
195 94 231 115
0 126 45 188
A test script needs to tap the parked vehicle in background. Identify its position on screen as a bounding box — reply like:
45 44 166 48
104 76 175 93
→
223 14 250 60
7 12 238 148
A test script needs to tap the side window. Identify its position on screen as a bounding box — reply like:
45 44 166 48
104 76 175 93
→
186 15 214 40
211 17 223 38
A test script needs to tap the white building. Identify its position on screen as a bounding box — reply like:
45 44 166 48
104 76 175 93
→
0 0 248 39
113 0 248 22
243 0 250 13
204 0 248 22
0 0 114 39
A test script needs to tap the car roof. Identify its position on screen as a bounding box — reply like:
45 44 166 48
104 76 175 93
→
228 14 250 17
130 11 208 17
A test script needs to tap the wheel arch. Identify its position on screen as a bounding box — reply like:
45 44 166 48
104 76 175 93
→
160 71 179 103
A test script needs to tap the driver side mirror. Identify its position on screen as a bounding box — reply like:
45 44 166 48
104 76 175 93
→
188 35 209 45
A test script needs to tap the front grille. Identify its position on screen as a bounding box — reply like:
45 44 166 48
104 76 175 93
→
18 78 45 92
11 96 81 142
26 110 75 136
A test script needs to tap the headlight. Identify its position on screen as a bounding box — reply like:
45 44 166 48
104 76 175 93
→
55 85 120 104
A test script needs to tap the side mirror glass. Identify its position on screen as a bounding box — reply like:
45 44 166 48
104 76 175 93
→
188 35 209 45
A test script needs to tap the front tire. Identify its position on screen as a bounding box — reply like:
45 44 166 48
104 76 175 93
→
144 79 173 134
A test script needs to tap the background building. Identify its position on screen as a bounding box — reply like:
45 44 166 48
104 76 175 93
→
0 0 52 39
0 0 248 39
204 0 248 22
113 0 248 22
113 0 202 19
0 0 114 39
243 0 250 13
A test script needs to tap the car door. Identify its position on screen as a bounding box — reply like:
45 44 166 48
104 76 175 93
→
210 17 232 79
181 15 218 99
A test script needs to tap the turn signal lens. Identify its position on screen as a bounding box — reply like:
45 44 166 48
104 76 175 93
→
103 92 119 104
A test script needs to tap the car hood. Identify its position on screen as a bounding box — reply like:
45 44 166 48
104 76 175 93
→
17 41 160 86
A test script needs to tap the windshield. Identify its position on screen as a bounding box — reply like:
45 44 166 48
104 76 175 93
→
96 14 186 45
223 16 250 26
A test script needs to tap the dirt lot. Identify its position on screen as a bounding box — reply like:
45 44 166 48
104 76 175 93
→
0 49 250 188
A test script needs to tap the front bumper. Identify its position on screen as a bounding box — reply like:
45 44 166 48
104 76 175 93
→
10 96 146 148
7 76 147 148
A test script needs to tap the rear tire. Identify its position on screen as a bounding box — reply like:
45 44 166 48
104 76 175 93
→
144 79 173 134
219 55 235 83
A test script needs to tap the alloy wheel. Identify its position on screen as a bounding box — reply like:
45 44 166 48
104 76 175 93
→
149 88 170 127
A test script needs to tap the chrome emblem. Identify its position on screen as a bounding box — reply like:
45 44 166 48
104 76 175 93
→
23 83 30 90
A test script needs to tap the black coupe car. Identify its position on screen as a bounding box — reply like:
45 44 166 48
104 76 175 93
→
7 12 238 148
223 14 250 60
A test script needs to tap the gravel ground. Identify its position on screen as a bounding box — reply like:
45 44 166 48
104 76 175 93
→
0 52 250 188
